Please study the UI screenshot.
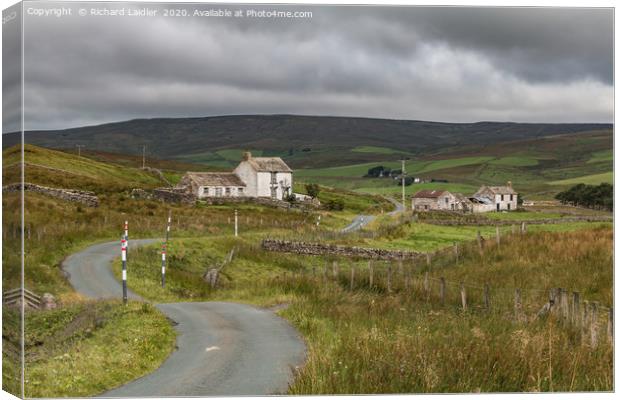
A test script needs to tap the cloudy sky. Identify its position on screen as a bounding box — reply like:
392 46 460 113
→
3 3 614 132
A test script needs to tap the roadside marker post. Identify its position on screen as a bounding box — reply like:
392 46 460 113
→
161 243 166 288
124 220 129 258
121 236 128 304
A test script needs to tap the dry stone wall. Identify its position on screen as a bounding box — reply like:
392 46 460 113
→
262 239 421 260
3 183 99 207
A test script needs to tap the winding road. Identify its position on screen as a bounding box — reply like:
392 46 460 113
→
341 196 405 232
62 239 306 397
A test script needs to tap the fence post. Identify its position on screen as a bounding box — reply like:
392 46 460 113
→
460 283 467 311
398 258 404 276
514 288 522 321
350 266 355 291
387 264 392 293
495 226 500 247
560 288 569 324
572 292 580 327
582 300 590 343
323 263 328 282
439 277 446 305
426 253 432 270
484 283 490 310
607 307 613 344
161 242 166 288
424 271 430 300
453 242 459 263
476 230 483 253
590 302 599 348
549 288 559 315
332 261 338 278
234 209 238 237
368 261 374 289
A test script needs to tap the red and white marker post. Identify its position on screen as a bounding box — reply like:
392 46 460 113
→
121 236 128 304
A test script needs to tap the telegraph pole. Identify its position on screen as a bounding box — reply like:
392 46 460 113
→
76 144 85 157
400 158 407 211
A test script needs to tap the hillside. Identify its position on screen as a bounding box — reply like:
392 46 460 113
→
3 115 611 168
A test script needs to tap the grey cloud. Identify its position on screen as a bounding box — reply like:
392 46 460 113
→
4 2 613 132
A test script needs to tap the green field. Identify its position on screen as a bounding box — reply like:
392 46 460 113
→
351 146 410 155
488 156 539 167
587 149 613 164
549 172 613 186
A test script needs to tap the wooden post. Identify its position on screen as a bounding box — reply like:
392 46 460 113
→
590 302 599 348
398 258 404 276
332 261 338 278
387 264 392 293
560 288 569 324
453 242 458 263
368 261 374 289
582 300 590 342
350 266 355 291
572 292 580 327
439 277 446 305
476 230 483 252
495 226 500 247
484 283 490 310
549 288 559 315
607 307 613 344
323 264 328 282
514 288 522 321
460 283 467 311
426 253 431 269
424 271 430 300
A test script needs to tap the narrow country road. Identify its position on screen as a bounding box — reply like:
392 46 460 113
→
341 196 405 232
62 240 306 397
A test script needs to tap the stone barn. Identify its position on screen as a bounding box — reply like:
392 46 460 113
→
412 190 459 211
473 182 518 211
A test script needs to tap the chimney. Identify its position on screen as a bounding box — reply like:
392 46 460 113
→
507 181 512 188
242 151 252 161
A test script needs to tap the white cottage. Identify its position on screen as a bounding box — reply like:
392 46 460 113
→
234 152 293 200
176 172 246 198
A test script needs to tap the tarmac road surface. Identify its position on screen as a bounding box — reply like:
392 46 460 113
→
62 239 306 397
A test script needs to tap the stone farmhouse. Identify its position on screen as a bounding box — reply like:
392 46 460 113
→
412 182 518 213
176 152 293 201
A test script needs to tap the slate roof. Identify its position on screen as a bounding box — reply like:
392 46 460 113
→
486 186 517 195
247 157 292 173
184 172 246 187
412 190 447 199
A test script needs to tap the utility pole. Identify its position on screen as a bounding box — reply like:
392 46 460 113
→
400 158 407 211
76 144 85 157
142 145 146 169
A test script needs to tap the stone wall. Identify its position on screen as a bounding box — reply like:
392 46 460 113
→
422 215 612 226
262 239 421 260
152 188 196 204
3 183 99 207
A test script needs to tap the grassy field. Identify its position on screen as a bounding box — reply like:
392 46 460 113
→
108 226 612 393
549 172 613 186
3 301 176 397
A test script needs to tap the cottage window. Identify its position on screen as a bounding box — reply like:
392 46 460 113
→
445 198 449 204
225 187 231 196
215 188 222 197
202 187 209 196
501 194 504 201
510 194 513 201
238 187 244 195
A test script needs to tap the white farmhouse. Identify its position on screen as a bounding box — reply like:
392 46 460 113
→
234 152 293 200
176 152 294 201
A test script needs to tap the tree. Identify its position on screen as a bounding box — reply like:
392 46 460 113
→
555 183 612 211
305 183 321 199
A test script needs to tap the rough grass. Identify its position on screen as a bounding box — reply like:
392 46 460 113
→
106 228 612 393
4 301 176 398
549 172 613 186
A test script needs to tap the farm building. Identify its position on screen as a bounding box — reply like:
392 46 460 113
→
473 182 518 211
412 190 459 211
412 181 518 213
234 152 293 200
176 152 294 201
175 172 246 198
